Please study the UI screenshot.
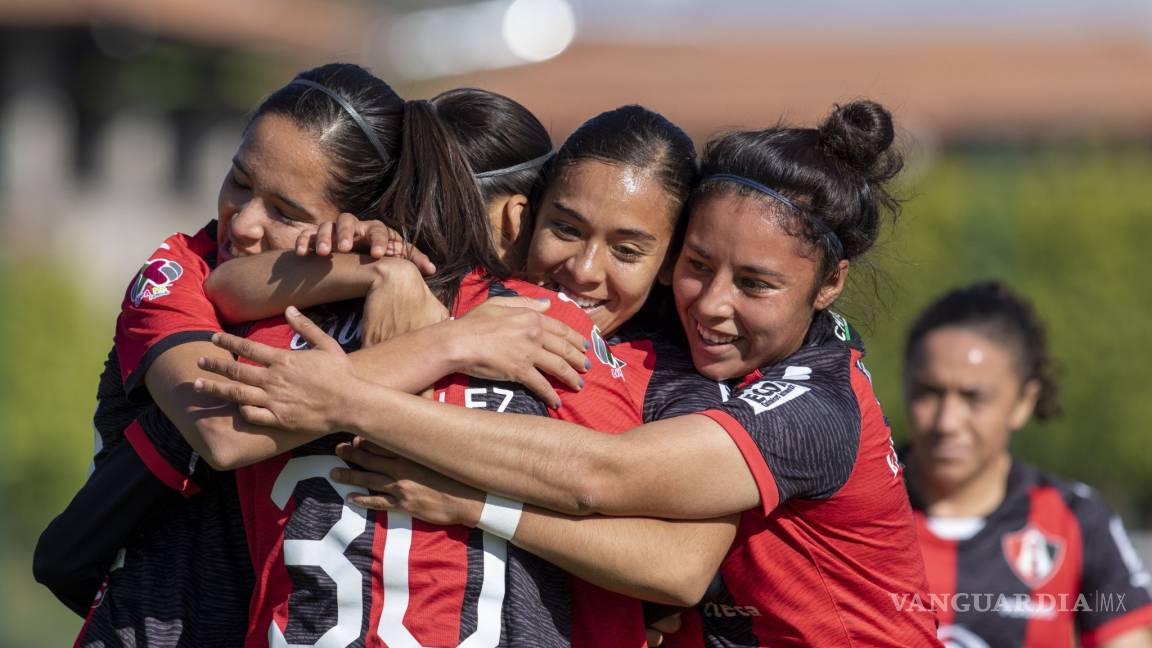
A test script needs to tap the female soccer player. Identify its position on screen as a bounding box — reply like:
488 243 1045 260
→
198 100 943 647
903 281 1152 648
36 67 578 646
198 103 722 647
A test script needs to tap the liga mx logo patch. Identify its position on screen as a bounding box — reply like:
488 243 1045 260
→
130 258 183 306
1002 526 1066 589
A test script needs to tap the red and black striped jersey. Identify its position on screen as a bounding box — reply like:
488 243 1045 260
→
74 221 254 647
911 461 1152 648
103 221 224 494
667 311 941 648
241 270 719 647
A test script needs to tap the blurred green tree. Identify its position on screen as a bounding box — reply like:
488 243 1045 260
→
849 144 1152 526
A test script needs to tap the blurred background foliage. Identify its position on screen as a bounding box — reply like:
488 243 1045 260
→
853 144 1152 523
2 0 1150 643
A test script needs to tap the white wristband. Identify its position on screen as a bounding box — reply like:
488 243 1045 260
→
475 494 524 541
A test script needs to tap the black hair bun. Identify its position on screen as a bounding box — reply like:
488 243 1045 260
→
818 100 896 176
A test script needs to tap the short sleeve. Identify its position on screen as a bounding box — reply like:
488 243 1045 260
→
124 404 216 496
641 336 728 422
699 347 861 515
114 225 221 401
1073 485 1152 646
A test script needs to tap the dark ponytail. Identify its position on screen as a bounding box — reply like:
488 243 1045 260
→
431 88 553 204
378 100 507 307
693 99 903 280
905 281 1062 421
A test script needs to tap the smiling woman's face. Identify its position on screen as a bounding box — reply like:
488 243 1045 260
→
526 160 677 336
216 113 343 262
672 193 833 381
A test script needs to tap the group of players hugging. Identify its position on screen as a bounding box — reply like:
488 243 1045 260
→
34 63 1152 648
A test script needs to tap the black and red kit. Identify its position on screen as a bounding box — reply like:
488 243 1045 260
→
668 311 941 647
912 461 1152 647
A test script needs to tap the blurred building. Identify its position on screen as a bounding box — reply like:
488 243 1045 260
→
0 0 1149 294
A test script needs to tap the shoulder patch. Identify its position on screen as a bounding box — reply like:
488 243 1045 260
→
737 379 810 415
130 258 184 306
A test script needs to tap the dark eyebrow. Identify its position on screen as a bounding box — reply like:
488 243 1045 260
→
231 156 250 178
686 241 711 260
738 263 788 283
552 199 658 244
231 156 316 219
686 241 789 282
551 199 587 224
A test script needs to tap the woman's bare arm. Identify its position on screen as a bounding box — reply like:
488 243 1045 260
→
331 442 737 606
205 251 381 324
196 311 761 518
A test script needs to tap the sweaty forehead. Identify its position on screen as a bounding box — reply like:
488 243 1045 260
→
550 161 677 228
554 160 660 197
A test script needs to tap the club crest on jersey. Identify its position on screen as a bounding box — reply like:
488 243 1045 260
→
590 325 626 380
1002 526 1066 589
130 258 183 306
737 379 810 415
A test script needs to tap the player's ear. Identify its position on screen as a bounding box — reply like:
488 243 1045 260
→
490 194 530 264
813 260 849 311
1009 379 1041 430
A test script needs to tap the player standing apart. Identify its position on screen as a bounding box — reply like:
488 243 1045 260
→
903 281 1152 648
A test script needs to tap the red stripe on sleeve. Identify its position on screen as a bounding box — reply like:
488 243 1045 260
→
698 409 780 514
1081 602 1152 647
124 421 201 497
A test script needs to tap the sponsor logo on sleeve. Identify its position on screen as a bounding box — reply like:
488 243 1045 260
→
737 379 810 415
130 258 184 306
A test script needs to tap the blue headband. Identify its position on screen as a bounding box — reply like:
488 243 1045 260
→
702 173 845 260
473 151 555 179
290 79 391 164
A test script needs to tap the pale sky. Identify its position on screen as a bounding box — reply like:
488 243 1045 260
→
573 0 1152 41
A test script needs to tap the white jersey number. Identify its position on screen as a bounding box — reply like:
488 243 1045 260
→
268 387 516 647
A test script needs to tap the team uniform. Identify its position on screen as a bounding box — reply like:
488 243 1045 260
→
667 311 941 648
43 229 720 647
41 222 256 647
240 270 722 647
910 461 1152 648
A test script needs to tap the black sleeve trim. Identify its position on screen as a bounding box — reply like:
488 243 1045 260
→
33 443 177 616
124 330 217 402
